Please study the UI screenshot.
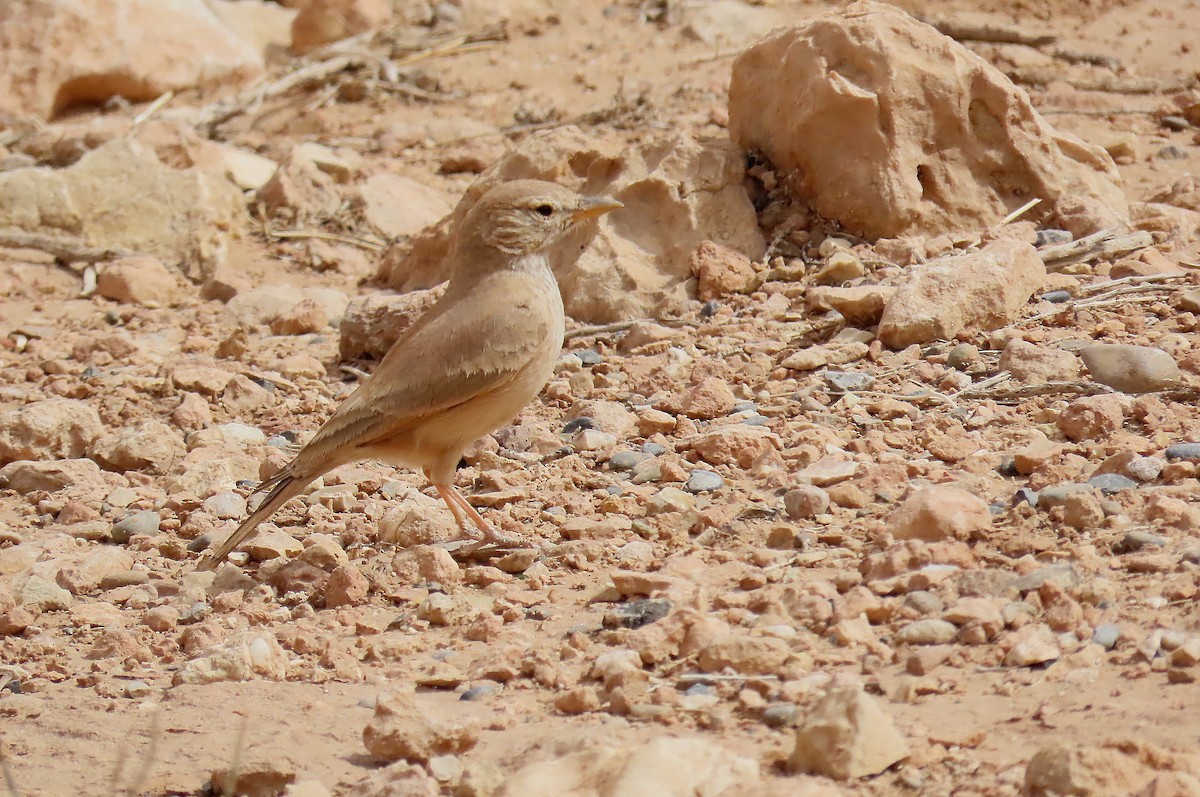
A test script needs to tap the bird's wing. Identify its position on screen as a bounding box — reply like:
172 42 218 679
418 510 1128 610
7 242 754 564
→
288 276 558 475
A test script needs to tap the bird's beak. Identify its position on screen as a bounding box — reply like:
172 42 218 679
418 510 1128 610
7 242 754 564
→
571 196 623 222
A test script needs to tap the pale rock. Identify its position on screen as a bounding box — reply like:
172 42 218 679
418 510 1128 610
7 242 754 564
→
790 684 909 779
55 549 134 595
1025 744 1156 797
0 399 104 464
0 0 262 119
1003 624 1060 667
0 139 244 280
691 240 757 300
362 692 479 763
270 299 329 336
729 2 1127 239
344 762 438 797
888 486 992 542
378 128 764 323
96 257 180 307
794 458 858 487
999 340 1082 383
339 288 443 360
210 749 299 797
1013 439 1062 475
325 563 370 608
190 422 267 449
174 633 288 684
213 144 279 191
814 250 866 284
894 619 958 645
0 458 106 493
685 425 780 468
806 285 894 327
225 285 350 329
1056 395 1124 442
169 361 236 396
494 737 760 797
358 174 453 238
1080 344 1181 393
698 634 791 674
679 378 737 421
784 485 831 520
680 0 790 47
256 158 340 222
89 420 185 475
378 501 458 546
19 574 73 611
292 0 392 53
166 455 260 495
211 0 297 57
878 236 1045 348
565 400 638 439
243 530 303 562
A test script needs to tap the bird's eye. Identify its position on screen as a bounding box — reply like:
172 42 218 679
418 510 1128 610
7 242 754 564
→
535 204 554 217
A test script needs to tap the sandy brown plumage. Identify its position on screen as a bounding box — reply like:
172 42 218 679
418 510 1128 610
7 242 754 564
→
197 180 622 570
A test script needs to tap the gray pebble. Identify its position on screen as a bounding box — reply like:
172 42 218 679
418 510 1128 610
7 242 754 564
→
1122 529 1167 551
1158 145 1189 160
685 470 724 493
1126 456 1166 482
685 683 717 697
562 417 594 433
266 435 293 449
1036 229 1072 247
1039 290 1072 304
824 370 875 392
111 510 160 542
605 485 623 496
1092 624 1121 650
608 451 650 471
1011 487 1039 508
1165 443 1200 461
1161 115 1191 131
641 442 667 456
946 343 980 371
603 598 672 630
761 704 799 728
742 413 771 426
895 618 958 645
1088 473 1138 494
576 349 603 365
1037 483 1093 508
1079 344 1180 394
460 684 496 701
732 400 757 413
1013 563 1079 594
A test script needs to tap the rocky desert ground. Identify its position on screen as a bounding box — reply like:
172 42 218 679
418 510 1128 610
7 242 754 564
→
3 0 1200 795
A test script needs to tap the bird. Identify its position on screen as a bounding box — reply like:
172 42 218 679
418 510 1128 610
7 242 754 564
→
197 180 622 570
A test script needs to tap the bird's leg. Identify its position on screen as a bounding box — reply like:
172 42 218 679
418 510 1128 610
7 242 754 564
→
434 482 523 549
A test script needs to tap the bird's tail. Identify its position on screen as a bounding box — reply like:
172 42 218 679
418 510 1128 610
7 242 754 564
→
195 473 309 571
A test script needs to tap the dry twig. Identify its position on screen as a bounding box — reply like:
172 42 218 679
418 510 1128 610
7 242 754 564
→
921 16 1056 46
1038 228 1153 271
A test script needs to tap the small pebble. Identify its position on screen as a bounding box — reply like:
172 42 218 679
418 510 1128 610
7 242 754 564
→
742 413 771 426
608 451 650 471
111 510 160 542
904 591 944 616
1157 145 1188 160
685 683 717 698
576 349 603 365
685 470 724 493
603 598 671 630
266 435 292 449
1036 229 1072 247
1039 290 1072 304
1160 115 1191 131
1165 443 1200 461
1122 529 1167 551
562 416 595 434
1011 487 1039 508
641 442 667 456
460 684 496 702
700 300 720 318
761 704 799 728
732 400 757 413
1088 473 1137 494
946 344 980 371
1092 624 1121 651
824 370 874 392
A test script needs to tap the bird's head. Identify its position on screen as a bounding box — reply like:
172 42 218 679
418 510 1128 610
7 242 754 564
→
463 179 623 259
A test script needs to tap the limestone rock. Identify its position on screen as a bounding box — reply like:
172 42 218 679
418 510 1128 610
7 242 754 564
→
790 684 908 779
684 425 780 469
878 235 1045 348
0 399 104 465
292 0 392 53
888 485 992 542
89 420 186 475
0 139 244 280
339 288 444 361
96 257 180 307
1080 344 1181 393
494 737 760 797
362 692 479 763
691 240 757 301
1000 340 1082 383
729 2 1128 239
0 0 262 119
225 285 350 329
174 633 288 685
211 0 297 57
698 634 791 674
377 128 765 323
358 174 454 238
1056 395 1125 442
0 459 106 493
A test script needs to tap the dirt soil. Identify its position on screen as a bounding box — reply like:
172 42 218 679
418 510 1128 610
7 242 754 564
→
3 1 1200 795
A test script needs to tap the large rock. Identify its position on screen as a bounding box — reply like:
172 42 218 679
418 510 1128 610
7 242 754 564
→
0 0 263 119
878 235 1044 348
0 399 104 465
729 2 1128 239
377 128 765 323
339 289 444 360
888 485 992 542
494 737 761 797
0 139 244 279
790 684 908 780
89 420 186 475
